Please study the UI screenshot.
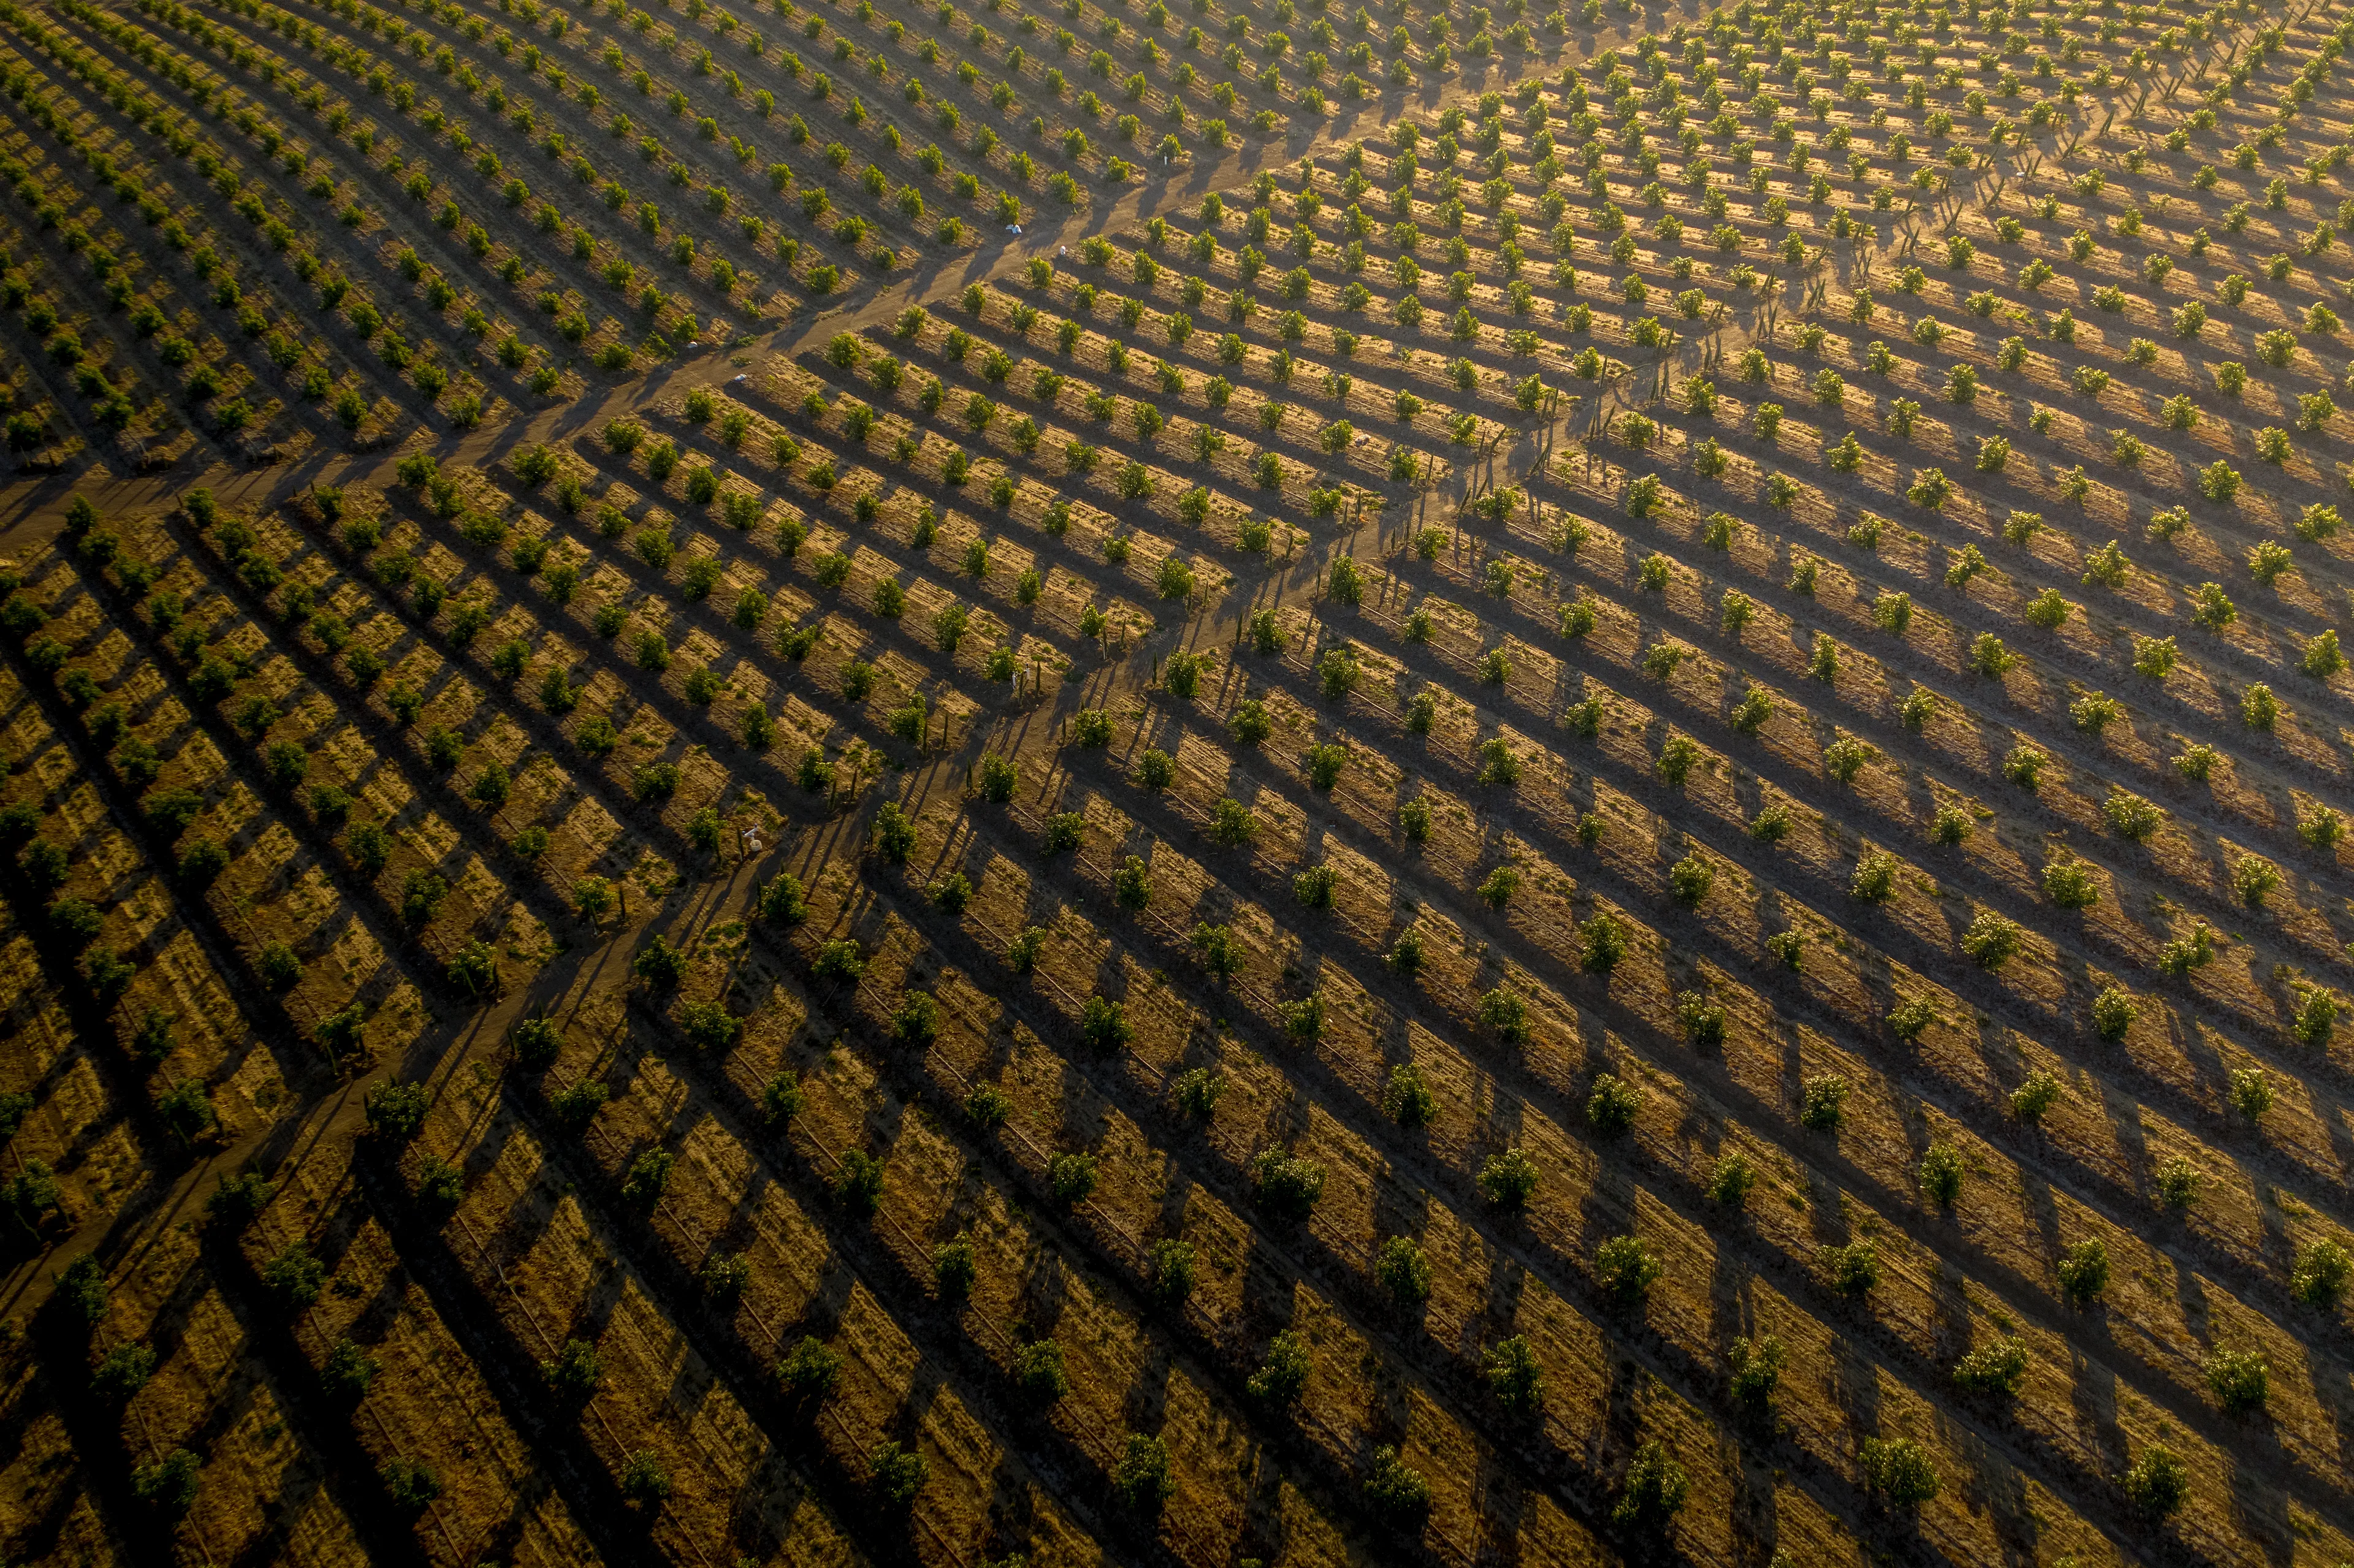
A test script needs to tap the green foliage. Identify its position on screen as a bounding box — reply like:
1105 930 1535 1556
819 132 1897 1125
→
1586 1073 1642 1136
1110 1433 1172 1513
1823 1239 1879 1295
2057 1238 2111 1306
1952 1336 2030 1397
263 1241 326 1307
2043 856 2099 910
131 1448 201 1513
2230 1066 2272 1121
1244 1331 1311 1404
91 1342 156 1399
1962 911 2024 969
1048 1152 1099 1205
868 1442 928 1507
1918 1141 1964 1205
2292 1237 2351 1307
1485 1334 1544 1416
1859 1437 1939 1504
382 1458 443 1513
364 1080 430 1141
1593 1234 1661 1305
322 1338 380 1400
1381 1064 1436 1127
1364 1446 1431 1517
776 1336 843 1399
2204 1347 2269 1415
1477 1148 1540 1208
2123 1445 2188 1518
1726 1334 1784 1410
1799 1074 1849 1132
1015 1339 1071 1402
1611 1441 1688 1536
2011 1070 2063 1122
1149 1239 1196 1304
1375 1235 1431 1306
1850 850 1898 904
1706 1150 1756 1206
1580 911 1629 973
1174 1068 1226 1121
1251 1147 1327 1217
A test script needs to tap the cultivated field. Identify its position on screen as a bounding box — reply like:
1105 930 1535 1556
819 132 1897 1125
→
0 0 2352 1562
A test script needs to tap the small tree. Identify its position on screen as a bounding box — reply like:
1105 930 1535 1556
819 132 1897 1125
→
1580 911 1629 973
364 1080 430 1141
1110 1433 1172 1513
1080 996 1132 1052
205 1170 276 1231
91 1342 157 1399
1149 1239 1196 1304
1375 1235 1431 1306
633 935 687 991
543 1338 603 1399
2092 986 2139 1041
322 1338 380 1399
1918 1141 1964 1206
1015 1339 1070 1402
50 1254 108 1326
620 1149 674 1207
2057 1238 2111 1306
1114 855 1154 910
1245 1331 1311 1404
1478 1147 1541 1209
868 1441 928 1507
687 1246 748 1301
833 1149 886 1213
1799 1074 1849 1131
1961 910 2023 968
1860 1437 1939 1504
2291 1237 2351 1307
931 1235 977 1301
264 1241 326 1307
1952 1335 2030 1396
1252 1148 1327 1217
777 1336 844 1398
131 1448 201 1512
381 1458 442 1513
1823 1237 1880 1296
1586 1073 1642 1135
870 801 918 862
1612 1441 1689 1537
2154 1156 2203 1211
1485 1335 1544 1415
2123 1444 2188 1518
1048 1152 1099 1205
1594 1235 1662 1306
2204 1346 2269 1415
1381 1064 1436 1127
1726 1334 1785 1411
1364 1445 1431 1517
1707 1150 1756 1206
